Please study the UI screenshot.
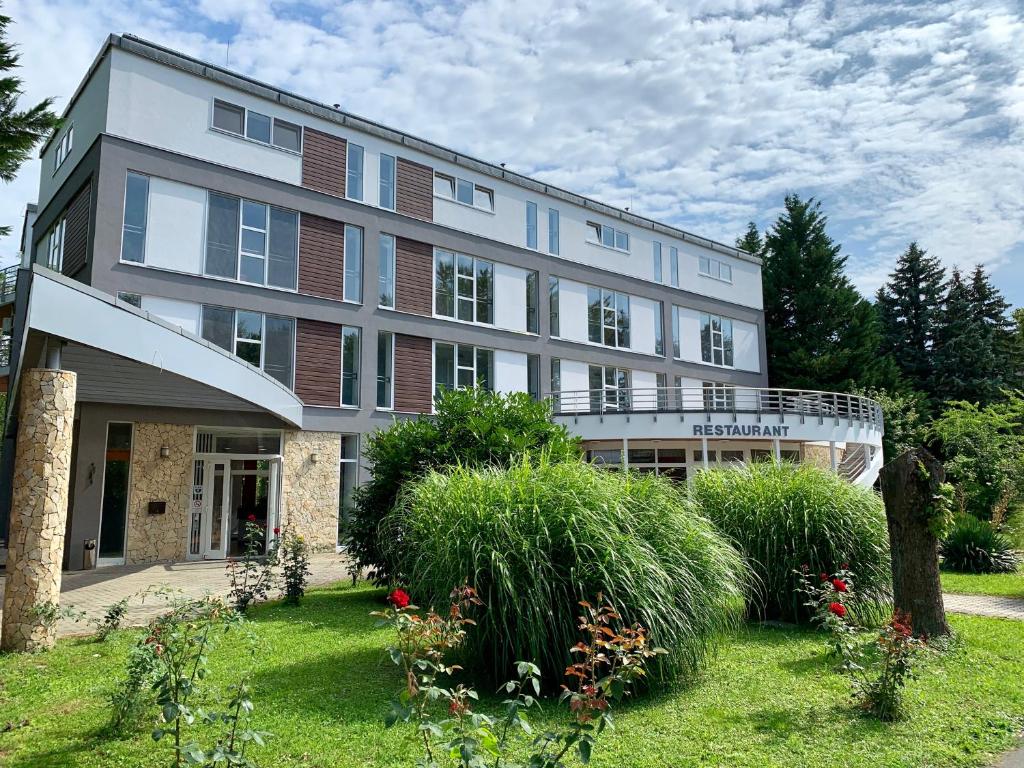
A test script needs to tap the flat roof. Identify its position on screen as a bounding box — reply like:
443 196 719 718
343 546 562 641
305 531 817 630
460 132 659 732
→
47 33 760 265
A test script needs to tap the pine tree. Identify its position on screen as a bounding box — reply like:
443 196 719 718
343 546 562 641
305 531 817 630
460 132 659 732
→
933 268 1002 404
758 194 888 391
1011 308 1024 389
874 242 946 396
0 11 61 236
736 222 763 258
968 264 1015 388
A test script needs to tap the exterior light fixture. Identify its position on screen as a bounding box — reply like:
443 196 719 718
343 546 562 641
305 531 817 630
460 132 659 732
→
160 445 170 459
310 452 320 464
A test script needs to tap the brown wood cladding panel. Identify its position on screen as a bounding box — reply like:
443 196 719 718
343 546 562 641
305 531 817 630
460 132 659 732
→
393 334 432 413
294 319 342 407
301 128 347 196
394 237 433 316
298 213 346 300
61 182 92 277
396 157 433 221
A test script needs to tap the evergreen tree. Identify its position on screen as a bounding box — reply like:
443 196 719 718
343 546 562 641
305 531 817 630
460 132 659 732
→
736 222 763 257
968 264 1015 386
758 194 888 391
0 10 61 236
874 242 946 396
1011 307 1024 389
933 268 1003 404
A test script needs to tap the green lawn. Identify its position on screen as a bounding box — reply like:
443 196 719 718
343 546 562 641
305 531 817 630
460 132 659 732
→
942 568 1024 598
1 582 1023 767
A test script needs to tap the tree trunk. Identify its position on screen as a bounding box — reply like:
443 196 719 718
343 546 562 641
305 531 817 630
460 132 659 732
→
879 448 950 637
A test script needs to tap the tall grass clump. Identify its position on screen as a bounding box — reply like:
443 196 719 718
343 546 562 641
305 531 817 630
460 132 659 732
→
384 458 748 687
689 461 890 623
942 513 1021 574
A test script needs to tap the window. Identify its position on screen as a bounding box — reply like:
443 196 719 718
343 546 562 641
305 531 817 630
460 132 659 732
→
587 287 630 348
551 358 561 405
346 144 364 201
589 365 631 411
99 422 132 560
201 305 294 387
702 381 735 411
433 172 493 211
655 373 668 409
212 99 303 152
527 354 541 401
54 125 74 171
44 219 65 271
343 224 364 303
669 246 679 287
526 201 538 249
549 277 560 337
654 301 664 356
205 193 297 289
379 154 396 210
700 313 734 367
434 249 493 324
378 234 396 308
341 326 361 406
699 255 733 282
117 291 142 308
548 208 560 254
526 271 539 334
377 331 394 409
672 305 680 358
434 342 493 396
653 242 663 283
586 222 629 252
121 172 149 264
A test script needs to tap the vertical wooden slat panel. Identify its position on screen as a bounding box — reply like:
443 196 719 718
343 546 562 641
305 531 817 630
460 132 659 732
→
61 181 92 277
298 213 346 301
301 128 347 197
396 157 433 221
294 318 341 406
393 334 432 413
394 236 433 316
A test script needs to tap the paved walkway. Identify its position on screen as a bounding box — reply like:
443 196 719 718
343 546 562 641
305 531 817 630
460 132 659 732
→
943 592 1024 621
0 552 354 637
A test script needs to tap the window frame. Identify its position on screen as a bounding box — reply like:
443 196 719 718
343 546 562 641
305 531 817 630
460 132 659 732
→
549 276 560 337
432 341 494 401
378 233 396 309
548 208 560 254
526 201 538 250
585 221 630 253
669 246 679 287
699 254 734 283
702 381 736 411
432 248 494 326
587 286 630 349
210 98 303 153
343 224 364 304
379 153 396 211
432 171 494 212
346 143 365 202
45 218 66 271
700 312 735 368
653 241 663 283
526 271 539 334
588 364 632 412
340 325 361 407
203 192 298 290
53 124 74 172
120 171 150 265
376 330 395 410
201 305 295 388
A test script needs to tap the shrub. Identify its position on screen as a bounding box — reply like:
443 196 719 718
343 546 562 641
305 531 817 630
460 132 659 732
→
383 458 748 685
941 513 1021 573
689 461 891 623
348 387 581 584
278 530 311 605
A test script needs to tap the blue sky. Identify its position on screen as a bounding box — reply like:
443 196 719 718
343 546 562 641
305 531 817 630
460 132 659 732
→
3 0 1023 306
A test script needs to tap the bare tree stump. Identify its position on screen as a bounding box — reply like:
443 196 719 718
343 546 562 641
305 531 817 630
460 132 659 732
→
879 448 950 637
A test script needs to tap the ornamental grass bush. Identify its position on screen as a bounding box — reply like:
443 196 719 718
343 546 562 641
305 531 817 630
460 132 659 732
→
383 457 748 687
941 513 1021 574
688 461 891 623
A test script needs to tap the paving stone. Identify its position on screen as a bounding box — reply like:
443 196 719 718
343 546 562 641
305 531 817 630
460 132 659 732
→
943 593 1024 621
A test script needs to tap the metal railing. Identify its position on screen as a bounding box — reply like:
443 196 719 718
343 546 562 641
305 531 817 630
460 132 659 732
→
549 387 884 431
0 264 16 304
0 335 9 368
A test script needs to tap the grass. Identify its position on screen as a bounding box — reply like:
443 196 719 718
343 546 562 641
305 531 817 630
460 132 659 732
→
1 582 1023 767
942 567 1024 598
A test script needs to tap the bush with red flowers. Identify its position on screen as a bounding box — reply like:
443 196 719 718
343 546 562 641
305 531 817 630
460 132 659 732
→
386 588 410 609
849 609 926 721
795 565 858 663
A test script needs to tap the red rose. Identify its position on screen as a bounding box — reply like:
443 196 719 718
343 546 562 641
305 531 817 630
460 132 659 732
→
387 588 411 609
247 514 257 522
273 527 281 535
841 562 849 570
819 573 828 582
831 578 848 593
828 602 846 618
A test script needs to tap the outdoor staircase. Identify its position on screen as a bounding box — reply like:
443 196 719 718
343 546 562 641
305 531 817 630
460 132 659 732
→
838 444 883 487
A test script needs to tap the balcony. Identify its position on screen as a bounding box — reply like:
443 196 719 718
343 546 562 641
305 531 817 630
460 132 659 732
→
0 264 17 305
550 387 885 486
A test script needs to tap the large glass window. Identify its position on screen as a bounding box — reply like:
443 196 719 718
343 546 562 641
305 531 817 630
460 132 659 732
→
587 287 630 348
549 277 560 336
433 172 493 211
434 342 493 397
239 201 268 284
526 201 538 249
343 224 363 303
44 219 65 271
550 358 561 399
434 249 493 324
700 312 734 366
378 234 396 308
347 143 364 201
526 271 539 334
700 255 733 282
654 300 664 356
377 331 394 409
527 354 541 401
201 305 234 351
670 246 679 287
267 207 298 289
379 154 396 210
703 381 736 411
589 365 631 411
272 119 302 152
235 310 263 367
672 305 680 358
548 208 560 254
653 242 663 283
213 99 302 152
264 315 295 388
586 222 630 252
213 99 245 134
246 110 272 144
341 326 361 406
121 172 149 264
205 192 240 279
201 305 294 387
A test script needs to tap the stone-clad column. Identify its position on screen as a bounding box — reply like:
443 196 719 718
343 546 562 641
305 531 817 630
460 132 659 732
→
1 369 77 652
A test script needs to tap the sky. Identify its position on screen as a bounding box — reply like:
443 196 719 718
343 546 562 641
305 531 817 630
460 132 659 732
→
2 0 1023 306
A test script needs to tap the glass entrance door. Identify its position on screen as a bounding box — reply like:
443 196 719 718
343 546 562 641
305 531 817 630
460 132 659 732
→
201 460 230 560
228 459 274 556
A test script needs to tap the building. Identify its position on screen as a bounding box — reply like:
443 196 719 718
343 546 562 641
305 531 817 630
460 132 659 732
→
0 34 883 572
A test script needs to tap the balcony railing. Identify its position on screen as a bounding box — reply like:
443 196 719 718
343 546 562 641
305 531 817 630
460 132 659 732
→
0 335 9 368
0 264 16 304
550 387 884 431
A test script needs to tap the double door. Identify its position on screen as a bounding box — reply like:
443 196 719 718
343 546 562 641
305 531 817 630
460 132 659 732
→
189 457 280 559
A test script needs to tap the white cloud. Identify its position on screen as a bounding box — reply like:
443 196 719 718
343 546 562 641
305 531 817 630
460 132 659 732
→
0 0 1021 303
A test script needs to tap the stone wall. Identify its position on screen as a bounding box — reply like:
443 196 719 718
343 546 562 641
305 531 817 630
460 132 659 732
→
125 423 194 564
802 443 833 470
281 430 341 552
2 369 77 652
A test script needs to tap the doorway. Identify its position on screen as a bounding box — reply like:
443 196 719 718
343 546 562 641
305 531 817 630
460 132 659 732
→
188 455 280 560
